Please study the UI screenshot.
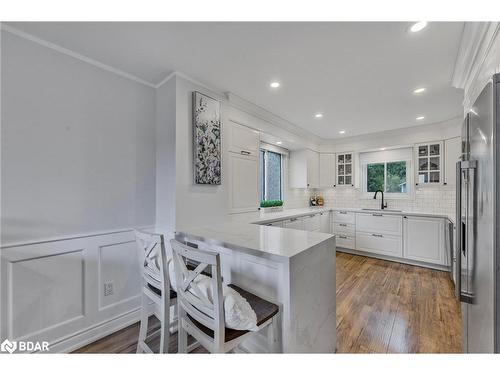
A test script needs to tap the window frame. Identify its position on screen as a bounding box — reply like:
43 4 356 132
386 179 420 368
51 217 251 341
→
361 159 412 199
259 149 283 202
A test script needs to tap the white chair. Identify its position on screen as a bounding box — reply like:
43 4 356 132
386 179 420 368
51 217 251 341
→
134 229 177 353
170 239 282 353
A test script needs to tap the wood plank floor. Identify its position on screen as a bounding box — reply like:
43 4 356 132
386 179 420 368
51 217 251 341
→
74 252 461 353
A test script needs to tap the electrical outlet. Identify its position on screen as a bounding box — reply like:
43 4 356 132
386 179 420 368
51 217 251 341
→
104 281 114 297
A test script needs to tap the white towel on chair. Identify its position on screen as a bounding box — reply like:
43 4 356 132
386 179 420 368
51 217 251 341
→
169 262 258 331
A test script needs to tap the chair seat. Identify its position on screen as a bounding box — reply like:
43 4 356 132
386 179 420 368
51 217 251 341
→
147 284 177 299
187 284 279 343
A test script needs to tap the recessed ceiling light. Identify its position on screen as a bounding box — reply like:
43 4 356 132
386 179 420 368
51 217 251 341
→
413 87 426 94
410 21 428 33
270 81 280 88
314 113 323 119
339 130 346 135
276 141 282 145
416 116 425 121
380 148 387 151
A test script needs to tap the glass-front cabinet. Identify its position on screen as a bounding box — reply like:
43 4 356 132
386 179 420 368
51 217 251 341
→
336 152 354 186
415 141 443 185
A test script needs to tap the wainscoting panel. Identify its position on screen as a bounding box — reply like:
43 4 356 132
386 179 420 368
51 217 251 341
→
0 229 144 352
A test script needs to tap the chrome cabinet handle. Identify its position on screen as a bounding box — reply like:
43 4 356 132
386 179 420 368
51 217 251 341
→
372 213 383 217
240 150 251 155
339 211 347 214
372 233 383 238
338 235 347 239
339 223 347 227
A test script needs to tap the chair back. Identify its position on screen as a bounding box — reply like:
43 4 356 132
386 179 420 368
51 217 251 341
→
170 239 225 347
134 229 170 294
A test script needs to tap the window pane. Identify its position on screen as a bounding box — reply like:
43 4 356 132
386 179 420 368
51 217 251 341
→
419 157 428 171
259 150 265 201
430 157 440 170
266 151 282 200
367 163 384 192
386 161 407 193
430 171 440 183
430 144 440 156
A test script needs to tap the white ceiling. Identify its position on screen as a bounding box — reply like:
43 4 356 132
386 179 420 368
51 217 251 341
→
7 22 465 139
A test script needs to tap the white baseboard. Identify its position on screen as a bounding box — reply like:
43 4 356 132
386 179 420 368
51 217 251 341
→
46 308 141 353
336 247 451 272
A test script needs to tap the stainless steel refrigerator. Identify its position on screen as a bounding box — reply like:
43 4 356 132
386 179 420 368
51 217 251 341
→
455 73 499 353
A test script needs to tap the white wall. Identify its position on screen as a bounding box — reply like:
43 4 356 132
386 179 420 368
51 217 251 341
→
1 31 156 245
1 30 156 352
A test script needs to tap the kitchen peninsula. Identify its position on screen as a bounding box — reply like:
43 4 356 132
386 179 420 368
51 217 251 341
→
175 208 337 353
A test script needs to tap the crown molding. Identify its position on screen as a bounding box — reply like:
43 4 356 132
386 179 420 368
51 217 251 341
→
226 92 323 145
1 23 156 88
452 22 500 91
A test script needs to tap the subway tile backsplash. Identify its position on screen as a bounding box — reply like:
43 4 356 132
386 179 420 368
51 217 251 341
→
318 186 456 219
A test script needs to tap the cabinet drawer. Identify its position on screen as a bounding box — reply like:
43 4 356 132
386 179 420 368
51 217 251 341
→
335 234 355 250
333 222 355 235
356 213 402 236
355 232 402 257
333 210 355 224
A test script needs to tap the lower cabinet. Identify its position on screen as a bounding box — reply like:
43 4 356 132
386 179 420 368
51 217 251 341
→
303 214 321 232
403 215 447 265
336 234 355 249
355 232 403 257
283 217 305 230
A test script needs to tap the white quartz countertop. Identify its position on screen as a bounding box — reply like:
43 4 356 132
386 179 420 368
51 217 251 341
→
175 206 453 261
175 221 334 260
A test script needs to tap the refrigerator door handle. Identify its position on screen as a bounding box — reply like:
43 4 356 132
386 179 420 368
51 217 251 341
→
455 160 462 300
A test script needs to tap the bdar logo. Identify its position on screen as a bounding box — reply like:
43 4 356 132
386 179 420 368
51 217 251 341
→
1 339 17 354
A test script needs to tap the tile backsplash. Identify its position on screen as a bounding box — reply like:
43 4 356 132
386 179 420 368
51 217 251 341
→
318 186 456 219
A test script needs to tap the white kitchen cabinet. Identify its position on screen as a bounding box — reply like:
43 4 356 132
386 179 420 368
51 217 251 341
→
319 211 331 233
283 217 305 230
319 153 335 188
228 120 260 157
264 221 283 227
444 137 462 186
303 214 321 232
403 215 447 265
228 152 259 214
415 141 444 185
336 234 356 250
333 222 355 235
335 152 354 187
289 149 320 188
355 232 403 257
333 210 356 224
356 212 402 236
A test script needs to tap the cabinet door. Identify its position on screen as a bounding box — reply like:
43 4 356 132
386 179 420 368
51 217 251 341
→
228 121 260 157
444 137 461 186
319 153 335 188
336 152 354 187
284 217 304 230
403 216 445 265
306 150 320 188
415 141 444 185
319 212 331 233
304 214 321 232
228 152 259 214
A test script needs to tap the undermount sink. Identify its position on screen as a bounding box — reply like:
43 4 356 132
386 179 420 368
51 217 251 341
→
361 208 403 212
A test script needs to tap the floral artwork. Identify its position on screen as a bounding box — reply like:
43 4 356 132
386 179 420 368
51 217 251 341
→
193 91 221 184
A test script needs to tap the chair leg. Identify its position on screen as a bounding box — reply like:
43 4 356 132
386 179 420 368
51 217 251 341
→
178 309 188 353
159 299 171 353
267 314 282 353
136 293 149 353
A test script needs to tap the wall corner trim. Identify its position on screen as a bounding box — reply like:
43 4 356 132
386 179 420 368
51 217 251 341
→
1 24 156 88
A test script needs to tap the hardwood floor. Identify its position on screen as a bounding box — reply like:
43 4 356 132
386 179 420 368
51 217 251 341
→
73 252 462 353
336 252 461 353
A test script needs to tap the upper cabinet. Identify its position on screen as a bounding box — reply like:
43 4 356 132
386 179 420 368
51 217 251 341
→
335 152 354 187
227 121 260 214
415 141 444 186
319 153 335 188
444 137 462 186
228 120 260 157
290 149 320 188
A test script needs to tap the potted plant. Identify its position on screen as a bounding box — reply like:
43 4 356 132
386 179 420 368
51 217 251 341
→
260 200 284 213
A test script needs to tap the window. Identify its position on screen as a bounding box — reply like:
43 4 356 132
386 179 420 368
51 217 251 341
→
365 161 408 195
259 149 282 201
